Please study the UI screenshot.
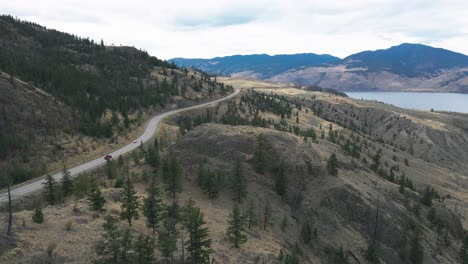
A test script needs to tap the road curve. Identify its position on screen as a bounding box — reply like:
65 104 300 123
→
0 89 240 204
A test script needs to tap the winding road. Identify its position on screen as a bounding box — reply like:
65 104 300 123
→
0 89 240 204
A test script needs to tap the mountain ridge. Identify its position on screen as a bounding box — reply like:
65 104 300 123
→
173 43 468 93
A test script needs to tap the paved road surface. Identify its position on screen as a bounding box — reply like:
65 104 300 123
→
0 89 240 204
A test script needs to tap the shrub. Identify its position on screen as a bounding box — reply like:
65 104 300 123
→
32 207 44 223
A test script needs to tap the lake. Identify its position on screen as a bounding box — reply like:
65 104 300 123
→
345 92 468 113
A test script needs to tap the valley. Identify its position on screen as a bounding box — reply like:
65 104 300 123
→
1 11 468 264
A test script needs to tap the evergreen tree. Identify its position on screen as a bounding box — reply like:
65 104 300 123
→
274 162 287 196
281 215 288 232
410 228 424 264
371 149 383 172
334 246 349 264
165 155 182 200
61 164 73 197
461 234 468 264
327 153 338 176
231 157 247 202
42 174 57 205
284 243 302 264
145 146 160 168
301 222 312 244
226 205 247 248
121 175 140 226
158 204 179 264
263 200 272 230
88 177 106 211
253 134 266 174
95 215 127 264
32 207 44 223
244 199 258 229
197 160 206 187
202 170 221 199
143 173 163 234
134 234 156 264
183 199 213 264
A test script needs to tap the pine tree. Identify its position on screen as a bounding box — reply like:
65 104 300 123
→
263 200 272 230
461 234 468 264
183 199 213 264
121 175 140 226
146 146 160 168
274 162 287 196
61 164 73 197
253 134 266 174
197 160 206 187
226 205 247 248
43 174 57 205
244 199 258 229
32 207 44 223
134 234 156 264
95 215 125 263
371 149 383 172
231 157 247 202
158 202 180 264
88 178 106 211
143 173 163 234
165 155 182 200
327 153 338 176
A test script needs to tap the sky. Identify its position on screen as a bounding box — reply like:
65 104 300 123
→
3 0 468 59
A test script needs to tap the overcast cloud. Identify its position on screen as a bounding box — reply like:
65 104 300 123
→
3 0 467 59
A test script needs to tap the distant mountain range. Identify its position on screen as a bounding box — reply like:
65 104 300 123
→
172 43 468 93
171 53 339 79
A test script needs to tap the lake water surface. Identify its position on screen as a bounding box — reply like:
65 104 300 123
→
346 92 468 113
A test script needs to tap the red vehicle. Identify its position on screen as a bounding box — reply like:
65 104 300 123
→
104 154 113 161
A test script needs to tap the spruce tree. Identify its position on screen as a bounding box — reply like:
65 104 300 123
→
226 205 247 248
121 175 140 226
143 173 163 234
327 153 338 176
43 174 57 205
61 164 73 197
274 162 287 196
183 199 213 264
231 157 247 202
253 134 266 174
88 177 106 211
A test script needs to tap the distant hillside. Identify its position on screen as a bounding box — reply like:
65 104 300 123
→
173 44 468 93
171 53 340 79
342 43 468 77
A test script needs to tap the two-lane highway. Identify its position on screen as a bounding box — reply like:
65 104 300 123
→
0 89 240 203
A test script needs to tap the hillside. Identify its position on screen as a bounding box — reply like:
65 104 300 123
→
2 78 467 264
0 15 233 186
173 44 468 93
